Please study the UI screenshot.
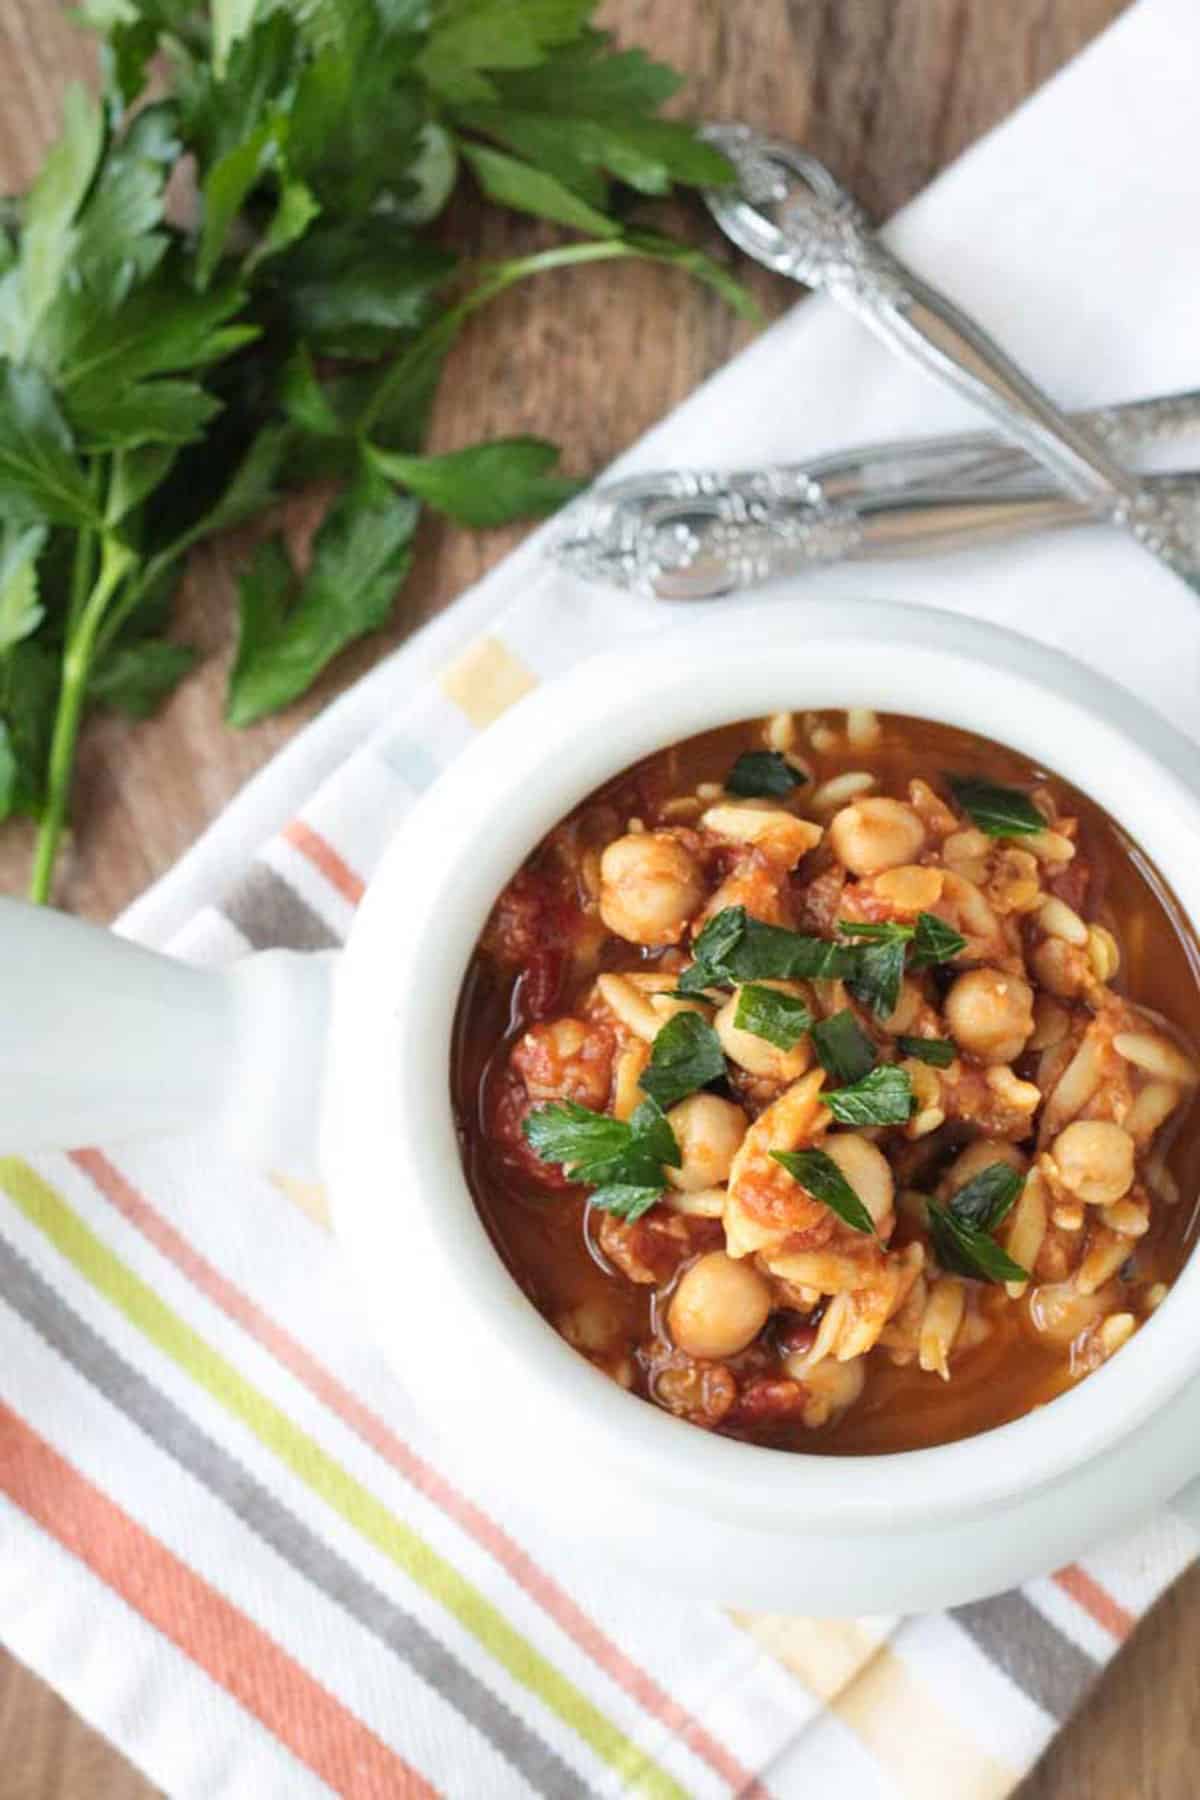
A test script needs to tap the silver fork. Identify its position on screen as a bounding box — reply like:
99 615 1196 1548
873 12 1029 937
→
701 123 1200 594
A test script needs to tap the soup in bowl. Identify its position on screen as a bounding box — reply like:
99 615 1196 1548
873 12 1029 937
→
453 707 1200 1456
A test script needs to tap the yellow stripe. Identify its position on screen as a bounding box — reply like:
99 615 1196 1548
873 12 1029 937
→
439 635 537 727
0 1158 685 1800
730 1611 889 1701
832 1642 1018 1800
270 1172 331 1228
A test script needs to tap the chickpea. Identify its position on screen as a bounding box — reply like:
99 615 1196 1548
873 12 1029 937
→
944 967 1035 1064
714 982 813 1082
668 1252 773 1358
1050 1120 1135 1206
599 832 703 947
828 797 926 876
942 1138 1027 1198
782 1352 866 1426
665 1094 748 1192
822 1132 895 1234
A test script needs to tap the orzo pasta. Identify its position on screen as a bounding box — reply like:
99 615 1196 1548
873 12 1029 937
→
452 711 1200 1453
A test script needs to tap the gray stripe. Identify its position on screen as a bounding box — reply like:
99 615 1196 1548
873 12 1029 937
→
0 1230 592 1800
952 1589 1100 1720
221 865 341 952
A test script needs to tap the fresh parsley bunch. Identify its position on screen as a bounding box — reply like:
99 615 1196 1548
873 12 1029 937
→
0 0 751 900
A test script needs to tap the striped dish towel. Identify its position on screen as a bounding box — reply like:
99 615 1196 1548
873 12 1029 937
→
5 1 1200 1792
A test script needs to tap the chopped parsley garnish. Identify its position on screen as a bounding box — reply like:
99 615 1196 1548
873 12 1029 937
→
637 1012 725 1110
733 984 813 1050
845 936 908 1021
837 911 965 1019
926 1163 1028 1283
946 775 1045 838
911 912 967 966
770 1147 876 1235
822 1064 914 1126
724 750 806 798
896 1034 956 1067
676 906 858 996
522 1096 680 1220
811 1009 877 1084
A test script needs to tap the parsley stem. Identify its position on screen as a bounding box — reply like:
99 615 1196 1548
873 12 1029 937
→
29 536 135 904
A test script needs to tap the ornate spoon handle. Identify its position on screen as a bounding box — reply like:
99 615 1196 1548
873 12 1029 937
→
703 124 1200 591
553 473 1200 602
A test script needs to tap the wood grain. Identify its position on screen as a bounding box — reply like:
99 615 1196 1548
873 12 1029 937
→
7 3 1190 1799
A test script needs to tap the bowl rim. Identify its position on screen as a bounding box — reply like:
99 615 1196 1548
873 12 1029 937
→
327 597 1200 1533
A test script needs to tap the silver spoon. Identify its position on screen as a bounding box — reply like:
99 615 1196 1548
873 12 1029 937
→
553 469 1200 601
702 123 1200 594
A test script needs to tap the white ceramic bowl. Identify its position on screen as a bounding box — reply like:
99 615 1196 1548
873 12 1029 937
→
322 597 1200 1609
5 596 1200 1611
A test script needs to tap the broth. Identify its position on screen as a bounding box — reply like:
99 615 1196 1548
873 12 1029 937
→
451 712 1200 1453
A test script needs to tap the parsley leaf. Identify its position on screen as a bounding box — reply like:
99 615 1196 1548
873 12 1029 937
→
822 1063 913 1126
2 0 755 902
0 363 103 526
680 906 859 996
926 1162 1028 1283
368 437 583 526
911 911 967 967
770 1147 876 1235
810 1009 877 1084
586 1183 663 1222
947 774 1045 838
845 937 907 1021
637 1012 726 1110
723 750 805 798
896 1034 956 1067
522 1094 680 1209
226 471 420 725
946 1162 1025 1231
733 983 813 1051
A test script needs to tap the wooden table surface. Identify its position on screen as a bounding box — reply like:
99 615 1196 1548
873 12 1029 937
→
5 2 1198 1796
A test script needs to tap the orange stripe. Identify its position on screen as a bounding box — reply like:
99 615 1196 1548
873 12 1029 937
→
0 1402 434 1799
72 1149 763 1797
1053 1564 1135 1641
282 819 366 906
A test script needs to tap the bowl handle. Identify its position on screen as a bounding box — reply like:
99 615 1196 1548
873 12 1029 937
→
1169 1474 1200 1540
0 899 334 1178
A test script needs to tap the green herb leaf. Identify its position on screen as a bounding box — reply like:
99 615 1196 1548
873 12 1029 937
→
416 0 594 104
459 140 620 236
911 911 967 967
637 1011 726 1110
0 525 47 654
927 1201 1028 1284
838 919 913 943
926 1162 1028 1283
724 750 805 799
521 1092 679 1198
896 1035 956 1067
846 937 907 1022
368 437 583 526
822 1063 914 1127
226 471 419 725
66 378 223 451
0 85 104 363
681 906 859 996
810 1008 877 1084
88 640 197 718
586 1183 663 1222
770 1147 876 1236
0 363 102 527
733 983 812 1051
947 1162 1025 1232
947 774 1045 838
